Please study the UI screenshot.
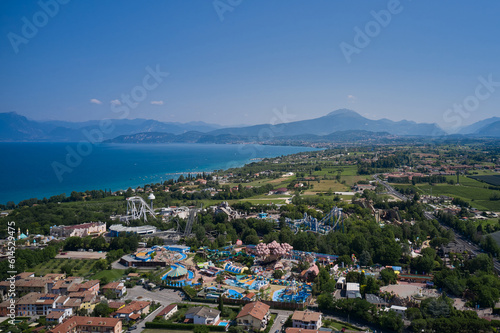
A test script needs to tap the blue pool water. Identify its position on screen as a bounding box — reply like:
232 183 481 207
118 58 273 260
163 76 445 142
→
272 288 310 302
227 289 242 298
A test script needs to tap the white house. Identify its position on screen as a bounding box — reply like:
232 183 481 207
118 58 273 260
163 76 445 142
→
185 307 220 325
291 310 322 330
46 308 73 324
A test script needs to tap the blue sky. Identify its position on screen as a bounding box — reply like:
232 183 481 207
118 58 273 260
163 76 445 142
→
1 0 499 130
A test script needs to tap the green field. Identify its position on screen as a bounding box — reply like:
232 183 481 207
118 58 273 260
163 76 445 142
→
394 176 500 211
240 198 288 205
31 258 95 277
91 269 125 282
469 174 500 186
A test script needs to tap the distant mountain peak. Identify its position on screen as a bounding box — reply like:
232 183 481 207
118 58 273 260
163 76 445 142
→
326 109 359 117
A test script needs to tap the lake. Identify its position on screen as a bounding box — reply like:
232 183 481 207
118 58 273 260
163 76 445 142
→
0 142 316 204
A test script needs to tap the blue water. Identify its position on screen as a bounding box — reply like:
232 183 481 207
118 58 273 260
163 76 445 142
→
227 289 242 298
0 142 317 204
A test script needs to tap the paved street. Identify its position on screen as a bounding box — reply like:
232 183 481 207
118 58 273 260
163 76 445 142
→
124 286 182 333
268 310 292 333
129 303 167 333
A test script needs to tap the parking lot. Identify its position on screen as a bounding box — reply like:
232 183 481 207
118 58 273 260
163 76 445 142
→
124 285 183 304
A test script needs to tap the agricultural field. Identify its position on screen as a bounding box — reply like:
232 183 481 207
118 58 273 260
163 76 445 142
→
468 174 500 186
392 176 500 211
490 230 500 247
31 258 95 277
302 179 348 192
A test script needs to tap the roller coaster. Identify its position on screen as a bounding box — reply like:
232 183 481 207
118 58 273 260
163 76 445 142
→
124 196 156 223
286 206 344 234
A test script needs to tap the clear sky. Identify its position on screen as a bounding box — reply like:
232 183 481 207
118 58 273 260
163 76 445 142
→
1 0 499 130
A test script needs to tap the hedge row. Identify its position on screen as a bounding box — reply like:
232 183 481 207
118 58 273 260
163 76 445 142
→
145 322 227 331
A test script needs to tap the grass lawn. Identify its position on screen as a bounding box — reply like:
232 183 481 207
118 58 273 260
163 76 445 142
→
323 318 367 332
91 269 125 282
31 258 95 277
342 175 371 186
393 176 500 211
307 179 348 192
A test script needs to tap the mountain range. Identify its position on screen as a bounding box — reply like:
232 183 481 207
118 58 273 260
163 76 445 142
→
1 109 499 143
0 112 224 142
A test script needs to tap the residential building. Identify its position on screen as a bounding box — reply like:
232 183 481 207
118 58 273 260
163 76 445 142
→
156 304 178 320
50 316 122 333
51 277 84 295
236 301 271 331
185 306 221 325
46 308 73 324
0 276 53 295
101 282 126 298
107 301 125 311
67 291 98 312
291 311 322 330
16 293 58 316
113 301 150 321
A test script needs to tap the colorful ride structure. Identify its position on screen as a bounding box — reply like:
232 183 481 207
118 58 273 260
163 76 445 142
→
285 206 344 234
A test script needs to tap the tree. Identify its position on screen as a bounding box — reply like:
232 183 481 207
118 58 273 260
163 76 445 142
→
380 268 397 285
465 253 493 274
405 307 423 321
378 310 404 332
93 302 112 317
317 292 334 311
364 276 379 295
193 326 210 333
60 263 72 275
359 250 372 266
273 270 284 279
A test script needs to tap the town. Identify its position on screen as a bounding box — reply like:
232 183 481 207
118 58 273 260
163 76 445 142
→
1 143 500 333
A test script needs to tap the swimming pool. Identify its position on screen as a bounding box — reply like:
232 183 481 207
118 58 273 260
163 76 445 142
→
227 289 243 299
272 288 310 302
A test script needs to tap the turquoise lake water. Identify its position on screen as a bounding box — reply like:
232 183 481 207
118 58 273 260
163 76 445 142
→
0 142 316 204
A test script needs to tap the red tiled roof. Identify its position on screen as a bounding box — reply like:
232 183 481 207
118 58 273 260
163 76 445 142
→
236 301 270 320
157 304 177 317
115 301 150 314
50 316 121 333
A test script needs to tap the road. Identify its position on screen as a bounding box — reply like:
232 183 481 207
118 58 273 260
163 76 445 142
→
268 310 292 333
130 303 167 333
124 286 182 333
374 174 500 274
373 174 408 202
424 211 500 273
